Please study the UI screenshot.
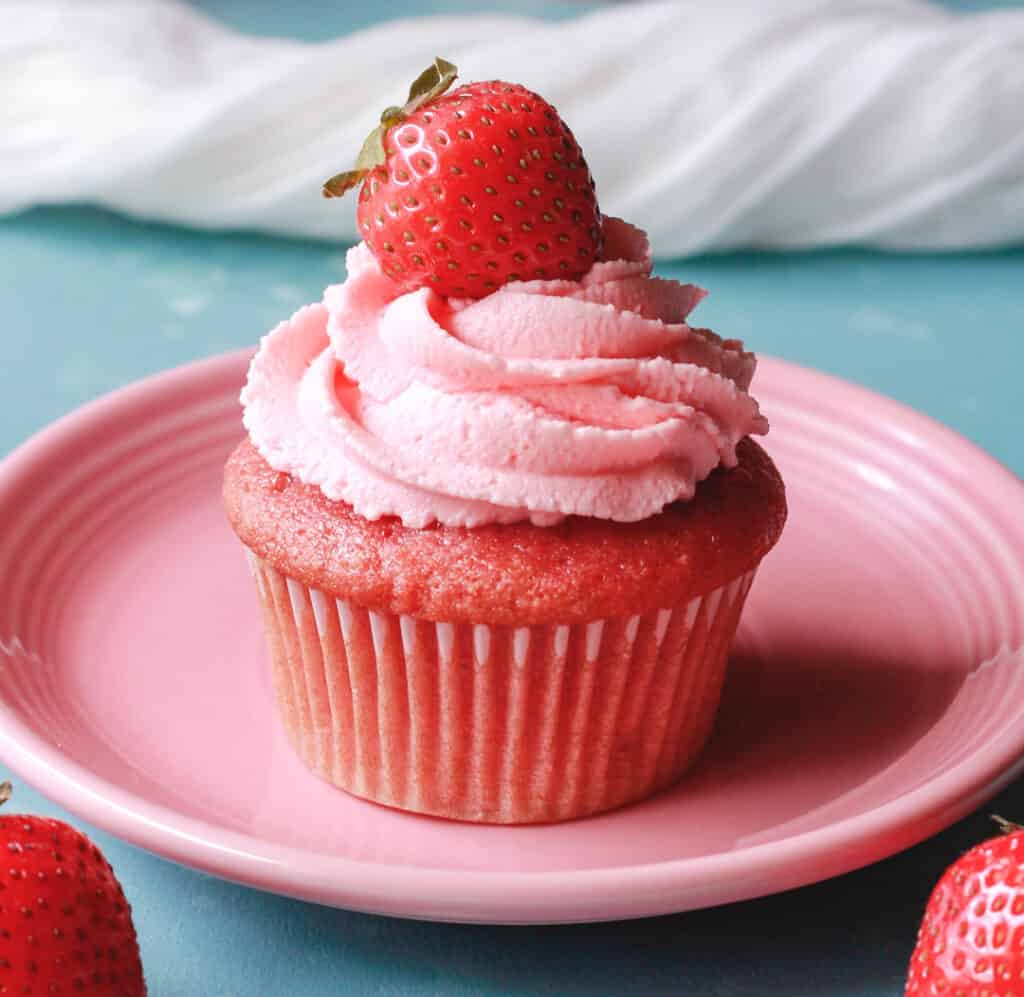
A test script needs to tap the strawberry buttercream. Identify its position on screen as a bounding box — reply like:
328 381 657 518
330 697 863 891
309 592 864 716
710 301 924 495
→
241 217 767 528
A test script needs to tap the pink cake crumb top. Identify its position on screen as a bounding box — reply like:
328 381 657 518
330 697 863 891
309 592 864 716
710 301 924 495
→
224 436 786 625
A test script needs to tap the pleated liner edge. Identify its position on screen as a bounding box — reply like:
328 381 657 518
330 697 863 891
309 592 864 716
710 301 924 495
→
247 552 756 824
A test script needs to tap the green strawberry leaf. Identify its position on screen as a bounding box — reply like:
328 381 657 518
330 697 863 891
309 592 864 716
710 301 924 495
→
322 169 366 198
405 57 458 111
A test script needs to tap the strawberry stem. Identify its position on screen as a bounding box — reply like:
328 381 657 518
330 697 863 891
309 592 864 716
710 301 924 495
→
992 814 1024 834
0 781 11 807
322 57 458 199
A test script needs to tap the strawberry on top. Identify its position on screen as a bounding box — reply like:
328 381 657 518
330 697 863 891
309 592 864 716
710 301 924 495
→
324 58 602 298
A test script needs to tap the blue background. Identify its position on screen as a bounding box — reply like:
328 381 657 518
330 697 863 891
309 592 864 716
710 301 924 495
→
1 2 1021 994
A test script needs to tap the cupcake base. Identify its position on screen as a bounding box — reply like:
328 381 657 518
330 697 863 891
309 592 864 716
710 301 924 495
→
248 553 756 824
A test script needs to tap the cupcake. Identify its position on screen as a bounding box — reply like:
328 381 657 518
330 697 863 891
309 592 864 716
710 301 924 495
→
223 60 786 824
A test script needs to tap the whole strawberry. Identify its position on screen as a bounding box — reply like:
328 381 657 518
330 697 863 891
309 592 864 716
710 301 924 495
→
0 783 145 995
323 57 602 297
906 817 1024 996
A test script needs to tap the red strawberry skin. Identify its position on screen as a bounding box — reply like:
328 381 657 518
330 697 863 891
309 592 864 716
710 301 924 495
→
356 81 602 298
0 813 146 995
905 829 1024 996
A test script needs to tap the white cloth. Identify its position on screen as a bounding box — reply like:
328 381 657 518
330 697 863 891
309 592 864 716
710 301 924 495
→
3 0 1024 255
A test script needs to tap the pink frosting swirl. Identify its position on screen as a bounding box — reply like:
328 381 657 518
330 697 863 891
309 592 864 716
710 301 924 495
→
241 217 767 528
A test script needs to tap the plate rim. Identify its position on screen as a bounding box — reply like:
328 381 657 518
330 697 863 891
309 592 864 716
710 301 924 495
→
1 349 1023 924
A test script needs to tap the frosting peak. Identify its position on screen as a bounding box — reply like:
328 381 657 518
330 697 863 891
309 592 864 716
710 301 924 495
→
241 217 767 528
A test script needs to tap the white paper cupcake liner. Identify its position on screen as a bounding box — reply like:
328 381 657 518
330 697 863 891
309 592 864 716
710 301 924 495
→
247 552 756 824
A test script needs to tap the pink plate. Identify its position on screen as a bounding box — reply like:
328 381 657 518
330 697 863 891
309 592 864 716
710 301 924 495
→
1 351 1023 924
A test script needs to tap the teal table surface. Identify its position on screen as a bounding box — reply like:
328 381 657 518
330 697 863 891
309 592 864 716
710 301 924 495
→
2 2 1023 995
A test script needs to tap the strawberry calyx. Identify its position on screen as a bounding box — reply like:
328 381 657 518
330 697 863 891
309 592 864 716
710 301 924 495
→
322 57 458 199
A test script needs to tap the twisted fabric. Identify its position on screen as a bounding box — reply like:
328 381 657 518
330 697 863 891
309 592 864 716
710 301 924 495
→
3 0 1023 254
